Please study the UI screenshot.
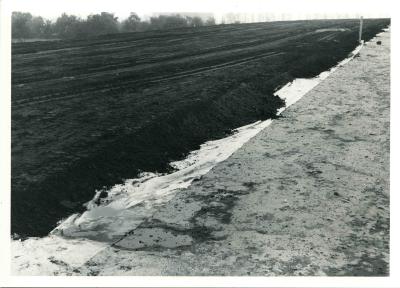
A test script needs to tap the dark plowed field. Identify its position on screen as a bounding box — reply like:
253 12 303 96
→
11 19 390 237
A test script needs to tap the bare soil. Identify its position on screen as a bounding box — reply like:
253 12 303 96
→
76 29 390 276
12 19 390 237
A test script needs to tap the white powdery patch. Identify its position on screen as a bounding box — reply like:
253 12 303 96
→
275 43 363 114
54 119 273 241
54 42 363 241
11 235 107 275
11 32 375 275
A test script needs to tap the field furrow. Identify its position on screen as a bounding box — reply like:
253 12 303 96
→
11 19 390 237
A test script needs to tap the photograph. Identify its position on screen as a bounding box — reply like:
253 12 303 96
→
0 0 397 285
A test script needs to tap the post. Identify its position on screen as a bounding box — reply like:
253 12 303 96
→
359 16 363 44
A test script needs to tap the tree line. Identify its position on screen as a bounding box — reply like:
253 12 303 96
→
12 12 217 40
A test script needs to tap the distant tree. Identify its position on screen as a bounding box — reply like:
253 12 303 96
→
54 13 83 38
12 11 222 40
86 12 119 36
42 19 54 37
187 16 204 27
12 12 33 38
149 14 189 30
30 16 46 37
205 17 216 26
121 12 141 32
137 21 151 32
12 12 53 39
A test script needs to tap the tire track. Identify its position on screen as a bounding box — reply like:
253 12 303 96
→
12 51 283 108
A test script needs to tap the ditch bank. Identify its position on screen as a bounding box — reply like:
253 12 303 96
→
75 28 390 276
12 28 390 276
12 20 390 238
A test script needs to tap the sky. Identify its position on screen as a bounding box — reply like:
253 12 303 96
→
9 0 391 21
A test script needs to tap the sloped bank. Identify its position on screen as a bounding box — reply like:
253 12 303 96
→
12 19 390 238
53 38 365 243
12 27 390 275
77 28 390 276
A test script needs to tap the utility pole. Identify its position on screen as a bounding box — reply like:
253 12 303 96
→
359 16 364 43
